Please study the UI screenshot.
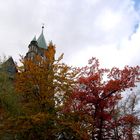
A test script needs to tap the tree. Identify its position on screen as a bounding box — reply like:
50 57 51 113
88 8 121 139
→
0 59 22 140
63 57 140 140
114 92 140 140
8 42 78 139
0 51 140 140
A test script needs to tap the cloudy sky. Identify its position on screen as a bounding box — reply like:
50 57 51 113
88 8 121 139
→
0 0 140 68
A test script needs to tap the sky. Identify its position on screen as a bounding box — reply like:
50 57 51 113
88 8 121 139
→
0 0 140 68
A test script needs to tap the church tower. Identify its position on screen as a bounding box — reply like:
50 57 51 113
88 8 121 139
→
25 26 48 60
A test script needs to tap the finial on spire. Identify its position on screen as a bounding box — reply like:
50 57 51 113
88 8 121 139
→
42 23 45 34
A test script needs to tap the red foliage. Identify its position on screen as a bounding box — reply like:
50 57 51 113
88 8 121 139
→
63 57 140 139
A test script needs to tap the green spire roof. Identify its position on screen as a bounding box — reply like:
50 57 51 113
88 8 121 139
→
32 36 36 41
37 27 47 49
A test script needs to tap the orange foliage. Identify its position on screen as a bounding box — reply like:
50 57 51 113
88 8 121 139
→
12 42 78 138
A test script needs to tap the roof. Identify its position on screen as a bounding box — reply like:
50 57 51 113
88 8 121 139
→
32 36 36 41
37 30 47 49
1 57 17 76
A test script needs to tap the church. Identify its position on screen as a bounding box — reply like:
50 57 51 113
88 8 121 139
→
0 26 49 78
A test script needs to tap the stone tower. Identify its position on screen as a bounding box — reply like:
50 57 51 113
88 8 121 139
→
25 26 48 60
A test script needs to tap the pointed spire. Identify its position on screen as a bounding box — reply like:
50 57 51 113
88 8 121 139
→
37 25 47 49
32 35 36 41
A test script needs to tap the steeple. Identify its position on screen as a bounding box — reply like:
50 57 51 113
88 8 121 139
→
37 25 47 49
26 25 49 60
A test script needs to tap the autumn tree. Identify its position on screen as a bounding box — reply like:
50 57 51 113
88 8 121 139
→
0 49 140 140
63 57 140 140
5 42 78 139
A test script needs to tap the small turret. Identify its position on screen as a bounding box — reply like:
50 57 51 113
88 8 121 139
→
32 36 37 41
30 36 38 46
